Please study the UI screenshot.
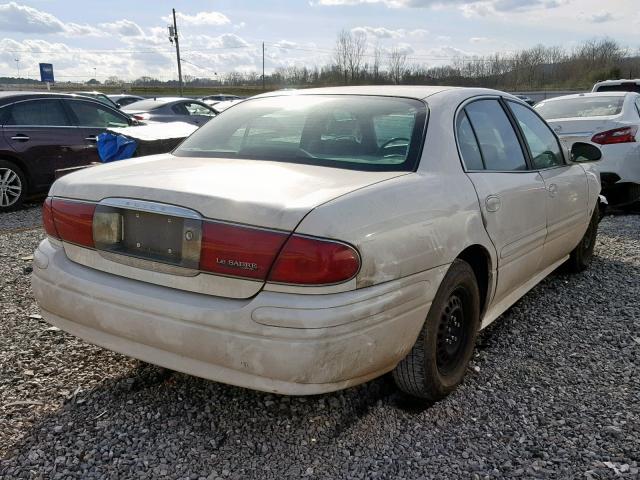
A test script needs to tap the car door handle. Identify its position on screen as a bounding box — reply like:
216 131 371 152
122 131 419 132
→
548 183 558 197
11 135 30 142
485 195 502 212
85 136 98 142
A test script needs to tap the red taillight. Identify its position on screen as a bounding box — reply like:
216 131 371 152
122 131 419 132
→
133 113 149 121
591 126 637 145
50 198 96 248
42 197 59 239
199 222 288 280
268 235 360 285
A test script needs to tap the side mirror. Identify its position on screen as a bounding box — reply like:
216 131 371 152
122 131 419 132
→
571 142 602 163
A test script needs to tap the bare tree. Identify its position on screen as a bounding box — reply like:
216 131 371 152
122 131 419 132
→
372 44 382 82
347 31 367 82
334 30 367 84
334 30 350 85
388 48 407 85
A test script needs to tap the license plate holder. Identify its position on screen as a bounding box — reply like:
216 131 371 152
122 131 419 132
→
93 199 202 270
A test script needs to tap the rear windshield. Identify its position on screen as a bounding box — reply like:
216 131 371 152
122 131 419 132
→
123 99 166 111
535 96 624 119
174 95 427 171
594 84 640 93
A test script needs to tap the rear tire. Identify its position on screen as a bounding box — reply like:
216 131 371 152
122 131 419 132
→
566 208 598 273
0 160 27 212
393 259 481 401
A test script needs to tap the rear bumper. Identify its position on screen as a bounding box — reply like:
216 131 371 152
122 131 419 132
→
32 239 444 395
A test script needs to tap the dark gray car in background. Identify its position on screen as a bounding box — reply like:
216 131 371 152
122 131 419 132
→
0 92 134 211
122 97 216 126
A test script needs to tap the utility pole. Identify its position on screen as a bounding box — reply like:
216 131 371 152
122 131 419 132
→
262 42 265 91
168 8 184 96
14 58 19 79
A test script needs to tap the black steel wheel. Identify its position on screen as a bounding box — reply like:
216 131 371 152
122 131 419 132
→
567 208 599 273
393 259 481 401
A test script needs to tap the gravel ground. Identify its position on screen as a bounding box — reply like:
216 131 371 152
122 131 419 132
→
0 203 43 233
0 212 638 479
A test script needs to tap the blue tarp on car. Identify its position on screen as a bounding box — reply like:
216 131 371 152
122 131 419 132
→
97 132 138 162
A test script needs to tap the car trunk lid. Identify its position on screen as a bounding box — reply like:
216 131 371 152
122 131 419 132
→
50 154 407 298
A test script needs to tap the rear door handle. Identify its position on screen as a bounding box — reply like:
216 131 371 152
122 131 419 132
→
11 135 30 142
85 136 97 142
485 195 502 212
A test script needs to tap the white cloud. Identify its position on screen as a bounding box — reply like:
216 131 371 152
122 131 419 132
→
161 11 230 27
350 26 429 39
0 2 102 36
586 11 614 23
316 0 565 14
469 36 492 43
351 26 405 38
100 19 145 37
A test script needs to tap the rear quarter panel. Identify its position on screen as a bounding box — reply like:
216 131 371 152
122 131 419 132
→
294 172 496 289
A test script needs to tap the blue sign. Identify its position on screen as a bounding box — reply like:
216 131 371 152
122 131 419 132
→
39 63 54 83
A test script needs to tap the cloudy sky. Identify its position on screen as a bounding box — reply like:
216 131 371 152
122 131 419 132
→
0 0 639 82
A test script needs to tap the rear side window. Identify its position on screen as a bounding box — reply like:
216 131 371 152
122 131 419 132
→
66 101 129 128
172 103 189 115
464 99 527 171
185 103 215 116
175 95 427 172
4 99 70 126
456 111 484 170
508 101 564 169
535 97 624 119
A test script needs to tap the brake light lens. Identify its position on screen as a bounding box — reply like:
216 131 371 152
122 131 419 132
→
42 197 59 239
199 222 288 280
132 113 149 121
268 235 360 285
591 126 637 145
50 198 96 248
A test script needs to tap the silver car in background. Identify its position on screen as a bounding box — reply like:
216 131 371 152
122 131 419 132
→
122 97 216 126
32 86 602 401
536 92 640 207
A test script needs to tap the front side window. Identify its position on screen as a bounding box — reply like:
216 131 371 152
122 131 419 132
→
464 99 527 171
535 96 624 119
509 101 564 169
175 95 427 172
4 99 70 126
67 101 129 128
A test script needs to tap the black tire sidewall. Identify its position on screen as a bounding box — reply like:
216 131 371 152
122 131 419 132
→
421 260 481 397
0 160 27 211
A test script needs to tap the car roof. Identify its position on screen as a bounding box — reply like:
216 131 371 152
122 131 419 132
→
254 85 461 100
594 79 640 85
0 91 116 105
538 91 635 102
251 85 523 102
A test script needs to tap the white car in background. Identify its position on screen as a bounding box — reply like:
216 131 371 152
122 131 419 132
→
536 92 640 207
32 87 602 401
592 79 640 94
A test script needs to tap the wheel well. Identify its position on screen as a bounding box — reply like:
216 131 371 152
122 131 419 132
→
457 245 492 315
0 153 30 191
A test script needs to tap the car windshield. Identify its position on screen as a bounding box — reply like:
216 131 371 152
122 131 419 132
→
174 95 427 171
535 96 624 119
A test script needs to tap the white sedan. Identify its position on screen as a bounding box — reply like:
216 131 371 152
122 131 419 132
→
536 92 640 207
32 86 603 400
